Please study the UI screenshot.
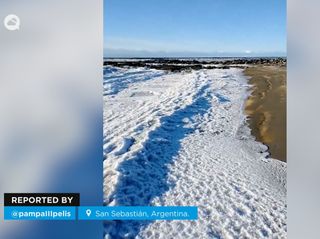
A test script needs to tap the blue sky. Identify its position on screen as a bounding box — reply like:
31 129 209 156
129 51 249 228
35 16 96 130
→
104 0 286 57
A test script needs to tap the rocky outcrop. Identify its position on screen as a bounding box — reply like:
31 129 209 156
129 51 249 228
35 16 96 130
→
104 57 286 72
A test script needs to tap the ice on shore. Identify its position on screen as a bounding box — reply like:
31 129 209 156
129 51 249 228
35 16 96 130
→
103 66 286 238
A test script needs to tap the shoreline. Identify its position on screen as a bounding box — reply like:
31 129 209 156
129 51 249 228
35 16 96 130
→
104 58 287 162
244 66 286 162
104 65 287 238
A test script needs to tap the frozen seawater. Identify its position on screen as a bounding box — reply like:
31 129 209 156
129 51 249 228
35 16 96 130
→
103 66 286 238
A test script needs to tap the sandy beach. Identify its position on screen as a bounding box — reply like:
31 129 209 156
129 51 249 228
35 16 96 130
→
245 66 286 161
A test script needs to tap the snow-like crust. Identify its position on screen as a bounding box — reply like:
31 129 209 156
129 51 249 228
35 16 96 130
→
103 67 286 238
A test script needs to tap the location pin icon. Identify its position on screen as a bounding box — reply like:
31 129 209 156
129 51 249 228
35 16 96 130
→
86 209 92 217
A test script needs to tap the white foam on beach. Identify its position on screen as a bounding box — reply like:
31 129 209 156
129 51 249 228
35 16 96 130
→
103 66 286 238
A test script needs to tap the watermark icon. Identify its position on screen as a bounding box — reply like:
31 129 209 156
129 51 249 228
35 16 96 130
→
4 14 20 31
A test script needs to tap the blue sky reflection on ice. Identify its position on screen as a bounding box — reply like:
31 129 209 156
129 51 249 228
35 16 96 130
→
104 0 286 57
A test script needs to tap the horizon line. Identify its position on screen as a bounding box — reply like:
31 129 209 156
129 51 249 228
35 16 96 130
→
103 49 286 58
103 56 287 59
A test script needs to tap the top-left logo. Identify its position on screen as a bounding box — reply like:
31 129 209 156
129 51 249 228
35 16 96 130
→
4 14 20 31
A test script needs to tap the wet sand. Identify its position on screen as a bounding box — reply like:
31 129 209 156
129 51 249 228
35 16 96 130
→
245 66 286 162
